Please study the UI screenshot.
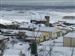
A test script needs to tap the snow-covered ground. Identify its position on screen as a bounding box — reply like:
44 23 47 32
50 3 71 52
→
0 9 75 56
3 36 30 56
2 35 75 56
38 36 75 56
0 10 75 24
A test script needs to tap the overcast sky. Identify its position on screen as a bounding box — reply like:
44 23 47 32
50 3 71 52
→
0 0 75 6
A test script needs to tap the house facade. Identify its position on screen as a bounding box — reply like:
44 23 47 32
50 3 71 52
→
35 27 62 43
63 31 75 47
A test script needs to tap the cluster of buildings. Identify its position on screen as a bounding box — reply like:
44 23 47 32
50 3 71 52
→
0 15 75 56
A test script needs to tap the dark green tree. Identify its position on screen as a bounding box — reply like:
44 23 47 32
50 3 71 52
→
31 41 38 56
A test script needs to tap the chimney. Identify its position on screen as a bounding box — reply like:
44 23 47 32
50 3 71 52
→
45 16 50 26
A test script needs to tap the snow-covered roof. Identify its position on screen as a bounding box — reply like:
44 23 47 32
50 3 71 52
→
64 32 75 38
31 18 47 21
36 27 59 32
19 23 37 28
1 29 42 37
0 35 8 40
0 19 13 25
19 22 46 29
25 31 42 37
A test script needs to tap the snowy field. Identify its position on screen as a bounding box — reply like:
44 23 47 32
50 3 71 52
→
38 36 75 56
0 10 75 25
2 36 75 56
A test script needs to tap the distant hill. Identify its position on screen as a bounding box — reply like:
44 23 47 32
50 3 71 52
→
0 4 75 9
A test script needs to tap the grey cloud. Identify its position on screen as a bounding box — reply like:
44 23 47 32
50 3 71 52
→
0 0 75 6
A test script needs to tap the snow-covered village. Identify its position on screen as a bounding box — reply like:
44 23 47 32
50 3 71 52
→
0 0 75 56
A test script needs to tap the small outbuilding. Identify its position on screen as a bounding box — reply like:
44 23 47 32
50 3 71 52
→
63 31 75 47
